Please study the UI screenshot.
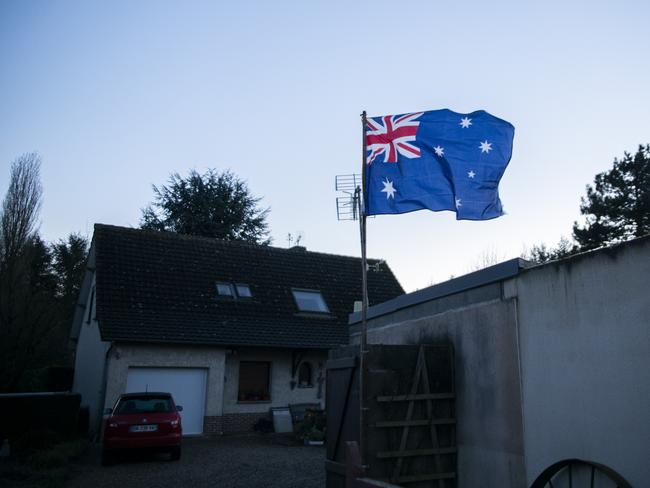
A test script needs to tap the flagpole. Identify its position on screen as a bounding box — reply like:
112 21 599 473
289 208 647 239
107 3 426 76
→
358 110 369 470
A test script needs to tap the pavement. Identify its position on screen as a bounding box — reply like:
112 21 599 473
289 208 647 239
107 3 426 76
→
65 434 326 488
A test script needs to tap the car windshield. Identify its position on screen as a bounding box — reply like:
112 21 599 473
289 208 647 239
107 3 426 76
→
115 396 173 414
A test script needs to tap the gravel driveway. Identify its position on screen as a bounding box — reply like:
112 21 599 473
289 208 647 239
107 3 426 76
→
65 434 325 488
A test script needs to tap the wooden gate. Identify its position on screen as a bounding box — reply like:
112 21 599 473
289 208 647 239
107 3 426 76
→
326 344 456 488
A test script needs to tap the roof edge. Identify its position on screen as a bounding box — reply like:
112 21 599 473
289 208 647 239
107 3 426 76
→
104 337 340 350
93 223 392 264
349 257 529 324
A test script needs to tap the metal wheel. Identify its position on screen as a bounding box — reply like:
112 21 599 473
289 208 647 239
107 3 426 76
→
530 459 632 488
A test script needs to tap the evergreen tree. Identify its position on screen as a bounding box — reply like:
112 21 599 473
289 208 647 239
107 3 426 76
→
523 236 576 264
141 169 271 244
573 144 650 250
51 233 89 314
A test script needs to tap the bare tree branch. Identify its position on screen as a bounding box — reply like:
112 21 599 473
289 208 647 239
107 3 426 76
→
1 152 42 264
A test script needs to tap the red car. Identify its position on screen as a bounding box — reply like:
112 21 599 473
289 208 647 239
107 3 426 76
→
102 392 183 465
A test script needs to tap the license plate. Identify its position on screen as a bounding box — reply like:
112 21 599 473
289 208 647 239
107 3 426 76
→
129 424 158 432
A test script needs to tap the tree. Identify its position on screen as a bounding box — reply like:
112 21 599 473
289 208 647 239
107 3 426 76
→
0 154 57 391
0 154 88 391
523 144 649 264
1 153 42 264
573 144 650 251
522 237 576 264
51 233 89 314
468 245 507 272
141 169 271 244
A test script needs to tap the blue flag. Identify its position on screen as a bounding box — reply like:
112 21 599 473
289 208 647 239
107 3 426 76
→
364 109 514 220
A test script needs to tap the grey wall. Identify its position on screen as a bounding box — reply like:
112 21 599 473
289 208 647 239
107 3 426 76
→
349 237 649 488
515 239 650 487
71 274 110 437
351 291 527 488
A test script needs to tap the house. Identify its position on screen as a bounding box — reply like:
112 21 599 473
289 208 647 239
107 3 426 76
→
345 235 650 487
70 224 403 437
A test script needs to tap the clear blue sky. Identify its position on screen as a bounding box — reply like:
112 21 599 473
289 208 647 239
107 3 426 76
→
1 0 649 291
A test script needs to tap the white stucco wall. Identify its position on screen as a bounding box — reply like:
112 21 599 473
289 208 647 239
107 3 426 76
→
223 349 327 414
516 239 650 487
71 275 110 436
104 345 327 419
104 344 226 417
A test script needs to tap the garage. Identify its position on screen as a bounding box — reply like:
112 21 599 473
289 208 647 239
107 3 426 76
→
126 367 207 435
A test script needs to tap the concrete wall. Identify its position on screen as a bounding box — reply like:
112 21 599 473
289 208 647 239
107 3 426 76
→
350 288 526 488
71 275 111 436
223 348 327 414
349 237 649 487
515 239 650 487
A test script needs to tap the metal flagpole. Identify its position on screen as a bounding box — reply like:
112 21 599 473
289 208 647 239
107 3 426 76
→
358 110 369 469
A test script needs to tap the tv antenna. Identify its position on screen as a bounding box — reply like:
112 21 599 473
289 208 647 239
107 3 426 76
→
287 232 303 247
335 174 362 221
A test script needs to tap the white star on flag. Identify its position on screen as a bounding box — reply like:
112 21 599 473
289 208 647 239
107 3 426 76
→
479 140 493 153
381 178 396 199
455 198 462 208
460 117 472 128
433 145 445 157
468 170 476 178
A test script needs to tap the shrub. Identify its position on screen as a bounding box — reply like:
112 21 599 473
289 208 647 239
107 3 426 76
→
295 409 326 441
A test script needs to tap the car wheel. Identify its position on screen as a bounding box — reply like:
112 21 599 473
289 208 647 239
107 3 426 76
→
170 446 181 461
101 448 114 466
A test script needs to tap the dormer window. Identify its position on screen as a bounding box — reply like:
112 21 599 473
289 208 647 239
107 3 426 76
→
216 282 234 297
292 289 329 313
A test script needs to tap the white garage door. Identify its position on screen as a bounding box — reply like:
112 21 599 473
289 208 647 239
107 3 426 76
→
126 367 207 435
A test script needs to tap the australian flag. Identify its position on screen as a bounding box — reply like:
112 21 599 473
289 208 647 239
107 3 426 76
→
364 109 514 220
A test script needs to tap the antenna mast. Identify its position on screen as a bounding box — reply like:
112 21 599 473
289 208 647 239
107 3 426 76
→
334 110 370 471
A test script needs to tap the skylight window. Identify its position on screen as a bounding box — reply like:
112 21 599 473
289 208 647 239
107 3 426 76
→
216 282 253 299
216 282 234 297
292 289 329 313
236 284 252 298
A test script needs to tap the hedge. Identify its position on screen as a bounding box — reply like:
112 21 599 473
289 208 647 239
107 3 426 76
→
0 392 81 442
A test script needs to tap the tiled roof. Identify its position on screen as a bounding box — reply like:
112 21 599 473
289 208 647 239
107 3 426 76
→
93 224 404 349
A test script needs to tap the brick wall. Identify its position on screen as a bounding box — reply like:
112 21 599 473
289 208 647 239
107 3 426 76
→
203 415 223 435
203 412 268 435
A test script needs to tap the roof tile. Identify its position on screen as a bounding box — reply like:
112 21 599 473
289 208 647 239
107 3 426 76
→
94 224 403 349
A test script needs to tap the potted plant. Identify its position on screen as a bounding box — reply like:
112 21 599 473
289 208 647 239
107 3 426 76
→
295 409 326 446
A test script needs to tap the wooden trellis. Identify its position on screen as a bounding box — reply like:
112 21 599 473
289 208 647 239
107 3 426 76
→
326 344 456 488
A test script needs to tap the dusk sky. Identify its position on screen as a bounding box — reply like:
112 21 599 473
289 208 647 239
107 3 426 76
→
1 0 648 291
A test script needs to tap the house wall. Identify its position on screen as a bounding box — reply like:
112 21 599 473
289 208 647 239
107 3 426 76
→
103 343 327 434
350 286 526 488
222 348 327 432
514 239 650 487
104 343 226 434
71 275 111 437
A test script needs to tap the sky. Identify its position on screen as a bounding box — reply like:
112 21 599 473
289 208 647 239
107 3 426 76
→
1 0 649 292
